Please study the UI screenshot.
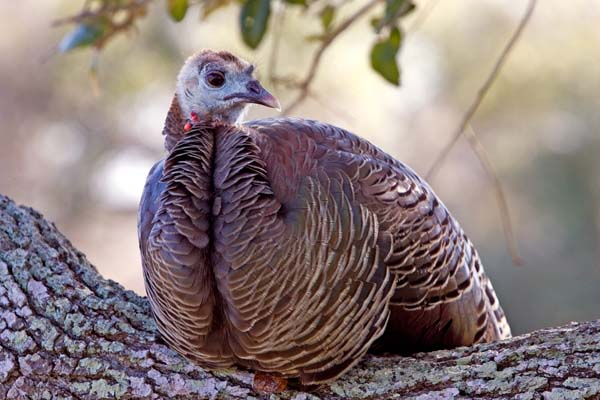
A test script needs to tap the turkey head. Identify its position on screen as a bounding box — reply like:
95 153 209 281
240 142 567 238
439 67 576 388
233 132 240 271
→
176 49 279 124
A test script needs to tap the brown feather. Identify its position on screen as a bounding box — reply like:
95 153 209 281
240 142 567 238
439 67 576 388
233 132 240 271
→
139 91 510 385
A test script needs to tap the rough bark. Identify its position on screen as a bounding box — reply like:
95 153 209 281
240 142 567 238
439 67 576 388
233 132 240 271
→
0 194 598 400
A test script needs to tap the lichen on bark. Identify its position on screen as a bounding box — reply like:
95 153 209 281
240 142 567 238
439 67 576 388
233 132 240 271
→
0 194 599 399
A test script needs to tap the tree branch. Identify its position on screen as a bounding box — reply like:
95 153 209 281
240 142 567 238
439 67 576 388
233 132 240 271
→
282 0 383 115
425 0 537 179
422 0 535 267
465 125 522 266
406 0 440 34
52 0 151 27
1 193 599 399
267 1 287 86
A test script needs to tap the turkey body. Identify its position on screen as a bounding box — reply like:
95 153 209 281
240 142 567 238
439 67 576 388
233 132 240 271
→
138 113 511 385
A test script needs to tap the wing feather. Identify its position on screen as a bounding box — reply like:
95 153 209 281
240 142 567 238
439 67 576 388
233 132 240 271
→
246 118 511 354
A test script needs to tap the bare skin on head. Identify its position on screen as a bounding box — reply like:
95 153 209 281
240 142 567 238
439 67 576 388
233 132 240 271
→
176 50 280 124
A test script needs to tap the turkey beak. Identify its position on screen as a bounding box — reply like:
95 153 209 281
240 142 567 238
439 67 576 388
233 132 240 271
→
245 80 281 111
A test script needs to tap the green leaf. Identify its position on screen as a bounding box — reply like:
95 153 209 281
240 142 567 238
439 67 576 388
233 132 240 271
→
58 21 108 53
167 0 188 22
320 5 335 31
388 26 401 47
240 0 271 49
370 27 402 85
375 0 415 32
283 0 306 5
385 0 415 20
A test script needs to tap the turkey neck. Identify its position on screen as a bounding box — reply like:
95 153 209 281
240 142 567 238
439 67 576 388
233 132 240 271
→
162 94 221 152
163 94 244 152
162 95 187 152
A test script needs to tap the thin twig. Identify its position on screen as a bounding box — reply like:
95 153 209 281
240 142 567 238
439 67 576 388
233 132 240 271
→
283 0 383 115
307 90 357 125
406 0 440 35
53 0 150 54
52 0 152 26
465 125 523 266
594 190 600 272
426 0 537 179
272 75 302 89
268 1 287 86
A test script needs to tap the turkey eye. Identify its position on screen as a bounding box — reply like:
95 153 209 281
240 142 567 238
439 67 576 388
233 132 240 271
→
206 71 225 88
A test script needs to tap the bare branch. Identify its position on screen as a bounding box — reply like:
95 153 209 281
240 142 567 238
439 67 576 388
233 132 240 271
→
267 1 287 86
406 0 440 34
594 192 600 272
52 0 152 27
465 125 523 266
282 0 383 115
272 75 302 89
425 0 537 179
307 90 357 125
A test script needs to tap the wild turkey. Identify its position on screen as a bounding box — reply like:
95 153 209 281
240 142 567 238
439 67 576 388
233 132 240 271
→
138 50 511 386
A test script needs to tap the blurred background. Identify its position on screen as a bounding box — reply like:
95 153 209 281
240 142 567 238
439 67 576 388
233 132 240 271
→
0 0 598 335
